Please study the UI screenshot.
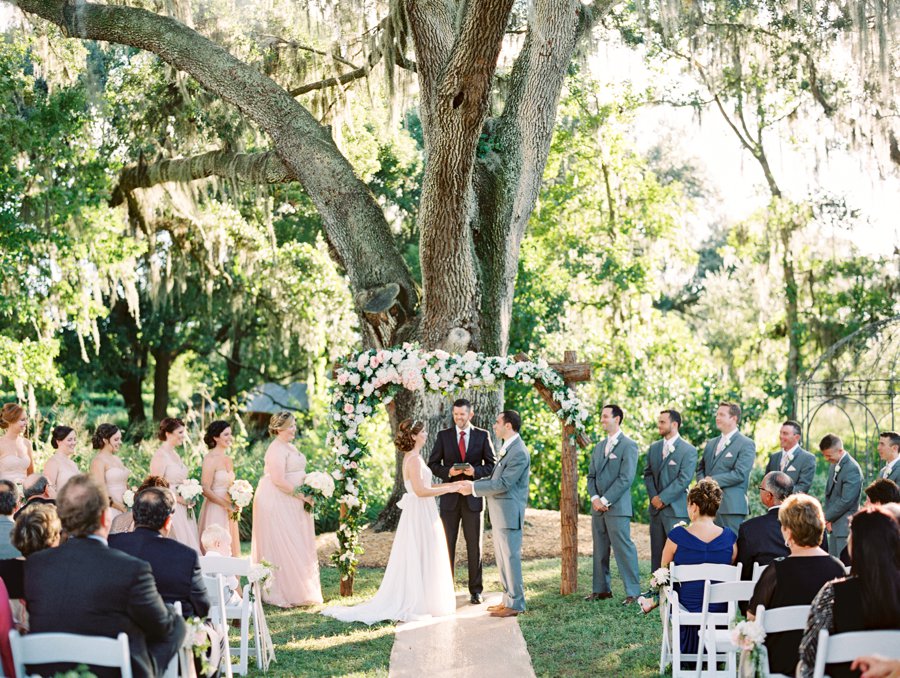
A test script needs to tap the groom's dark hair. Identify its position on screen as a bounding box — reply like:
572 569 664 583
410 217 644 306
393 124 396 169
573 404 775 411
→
500 410 521 432
453 398 472 410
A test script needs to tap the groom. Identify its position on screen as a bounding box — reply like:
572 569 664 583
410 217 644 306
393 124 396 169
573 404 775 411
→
460 410 530 618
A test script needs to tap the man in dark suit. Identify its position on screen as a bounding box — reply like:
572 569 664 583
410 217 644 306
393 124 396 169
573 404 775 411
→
696 401 756 535
643 409 698 571
110 486 210 618
24 474 184 678
13 474 56 519
736 471 793 582
428 398 496 604
764 421 817 494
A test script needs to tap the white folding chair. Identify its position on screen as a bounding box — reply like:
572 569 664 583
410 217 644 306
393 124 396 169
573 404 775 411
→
812 629 900 678
659 562 743 678
754 604 811 678
202 572 234 678
695 579 757 677
9 630 133 678
199 556 255 675
751 562 767 583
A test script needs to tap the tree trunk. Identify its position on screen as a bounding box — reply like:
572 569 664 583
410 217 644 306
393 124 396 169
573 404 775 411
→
152 349 172 421
121 368 147 426
224 327 243 400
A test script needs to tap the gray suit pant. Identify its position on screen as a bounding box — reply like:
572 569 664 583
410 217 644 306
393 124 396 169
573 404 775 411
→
494 527 525 611
591 513 641 597
829 533 848 559
649 511 681 572
715 513 745 537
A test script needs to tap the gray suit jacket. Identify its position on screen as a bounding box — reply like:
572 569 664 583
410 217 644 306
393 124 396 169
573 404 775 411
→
0 515 21 559
643 437 698 519
765 447 817 494
880 460 900 486
473 436 530 530
587 433 638 517
696 431 756 515
825 453 862 538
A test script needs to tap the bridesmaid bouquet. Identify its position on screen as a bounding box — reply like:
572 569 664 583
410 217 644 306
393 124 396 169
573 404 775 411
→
638 567 671 614
297 471 335 514
123 486 137 509
228 479 254 521
177 478 204 509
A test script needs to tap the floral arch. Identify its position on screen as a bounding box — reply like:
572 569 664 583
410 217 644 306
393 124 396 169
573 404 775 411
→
328 345 590 590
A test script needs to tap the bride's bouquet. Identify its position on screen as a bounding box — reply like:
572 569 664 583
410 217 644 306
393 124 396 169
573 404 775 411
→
296 471 335 514
228 479 254 521
177 478 204 509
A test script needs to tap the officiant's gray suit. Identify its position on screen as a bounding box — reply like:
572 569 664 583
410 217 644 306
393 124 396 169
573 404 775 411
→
825 452 862 557
765 447 817 494
696 431 756 535
643 437 698 571
473 435 530 612
587 433 641 598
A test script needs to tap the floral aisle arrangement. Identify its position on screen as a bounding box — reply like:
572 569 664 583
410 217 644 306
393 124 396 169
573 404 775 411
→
228 479 254 521
638 567 671 614
296 471 335 514
731 620 768 678
328 345 590 582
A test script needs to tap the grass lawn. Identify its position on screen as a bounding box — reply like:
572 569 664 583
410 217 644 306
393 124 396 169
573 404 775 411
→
243 557 660 677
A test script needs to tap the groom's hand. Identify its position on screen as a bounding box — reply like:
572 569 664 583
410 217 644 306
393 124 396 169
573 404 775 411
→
458 480 474 496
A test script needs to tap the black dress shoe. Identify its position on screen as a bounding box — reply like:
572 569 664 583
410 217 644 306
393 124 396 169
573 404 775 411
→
470 594 483 604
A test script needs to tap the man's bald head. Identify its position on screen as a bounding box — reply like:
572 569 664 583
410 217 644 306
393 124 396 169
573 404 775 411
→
57 474 108 537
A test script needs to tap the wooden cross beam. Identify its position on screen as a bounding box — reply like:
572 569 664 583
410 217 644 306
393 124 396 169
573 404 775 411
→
515 351 592 595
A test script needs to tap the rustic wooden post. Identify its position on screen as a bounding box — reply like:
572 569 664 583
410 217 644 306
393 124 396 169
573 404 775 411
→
515 351 592 595
339 503 354 596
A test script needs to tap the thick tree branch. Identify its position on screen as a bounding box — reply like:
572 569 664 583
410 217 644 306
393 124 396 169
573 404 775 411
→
10 0 419 347
406 0 456 148
110 149 293 206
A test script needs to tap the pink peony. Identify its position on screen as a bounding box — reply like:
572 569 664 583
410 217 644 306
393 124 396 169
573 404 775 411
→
343 403 354 414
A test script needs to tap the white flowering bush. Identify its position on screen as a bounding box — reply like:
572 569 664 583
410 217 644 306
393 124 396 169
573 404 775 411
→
228 479 254 520
329 344 589 582
176 478 204 508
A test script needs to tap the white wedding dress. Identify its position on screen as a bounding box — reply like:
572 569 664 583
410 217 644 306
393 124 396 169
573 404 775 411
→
321 459 457 624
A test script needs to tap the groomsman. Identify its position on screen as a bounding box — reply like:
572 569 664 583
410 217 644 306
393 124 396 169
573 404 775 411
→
819 434 862 558
877 431 900 485
428 398 496 604
585 404 641 605
643 409 697 571
696 402 755 535
764 420 817 494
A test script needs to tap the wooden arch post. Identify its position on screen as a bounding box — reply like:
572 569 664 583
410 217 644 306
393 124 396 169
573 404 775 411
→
516 351 592 595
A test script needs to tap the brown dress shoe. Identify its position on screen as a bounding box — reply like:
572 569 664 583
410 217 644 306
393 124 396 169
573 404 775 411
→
487 603 505 612
584 592 613 601
490 607 520 618
621 596 639 605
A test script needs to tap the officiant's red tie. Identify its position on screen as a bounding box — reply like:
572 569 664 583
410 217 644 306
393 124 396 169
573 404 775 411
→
459 431 466 461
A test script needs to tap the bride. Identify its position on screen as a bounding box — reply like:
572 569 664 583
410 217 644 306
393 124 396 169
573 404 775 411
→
321 419 464 624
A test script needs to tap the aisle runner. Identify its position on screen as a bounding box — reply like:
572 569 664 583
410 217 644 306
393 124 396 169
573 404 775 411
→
388 593 536 678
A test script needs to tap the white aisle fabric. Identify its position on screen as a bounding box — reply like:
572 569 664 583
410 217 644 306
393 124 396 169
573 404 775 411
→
321 462 456 625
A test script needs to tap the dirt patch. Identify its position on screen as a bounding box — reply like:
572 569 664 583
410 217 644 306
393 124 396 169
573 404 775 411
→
316 508 651 568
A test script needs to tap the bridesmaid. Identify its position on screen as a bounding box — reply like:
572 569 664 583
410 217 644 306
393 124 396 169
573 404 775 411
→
42 425 81 497
150 417 200 553
198 420 240 557
0 403 34 485
251 411 323 607
89 423 130 522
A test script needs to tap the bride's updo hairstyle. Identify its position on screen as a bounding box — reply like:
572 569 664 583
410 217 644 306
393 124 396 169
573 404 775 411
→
394 419 424 453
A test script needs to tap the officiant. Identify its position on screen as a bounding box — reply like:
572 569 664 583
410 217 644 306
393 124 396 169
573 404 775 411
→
428 398 496 604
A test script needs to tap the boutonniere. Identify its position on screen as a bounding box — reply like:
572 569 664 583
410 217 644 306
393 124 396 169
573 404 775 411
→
834 464 841 474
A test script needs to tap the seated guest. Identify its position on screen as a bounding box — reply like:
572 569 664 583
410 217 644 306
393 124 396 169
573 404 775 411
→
747 494 845 676
0 578 14 677
851 655 900 678
12 503 61 558
797 506 900 678
0 480 20 559
24 474 184 678
661 478 737 663
736 471 794 581
839 478 900 566
110 486 210 618
110 474 170 535
13 474 55 519
201 523 241 604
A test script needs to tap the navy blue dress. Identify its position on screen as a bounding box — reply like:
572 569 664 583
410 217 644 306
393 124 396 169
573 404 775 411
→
670 525 737 655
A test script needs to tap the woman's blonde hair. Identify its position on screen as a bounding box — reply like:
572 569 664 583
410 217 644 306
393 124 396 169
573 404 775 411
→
268 411 295 436
778 493 826 547
0 403 24 430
